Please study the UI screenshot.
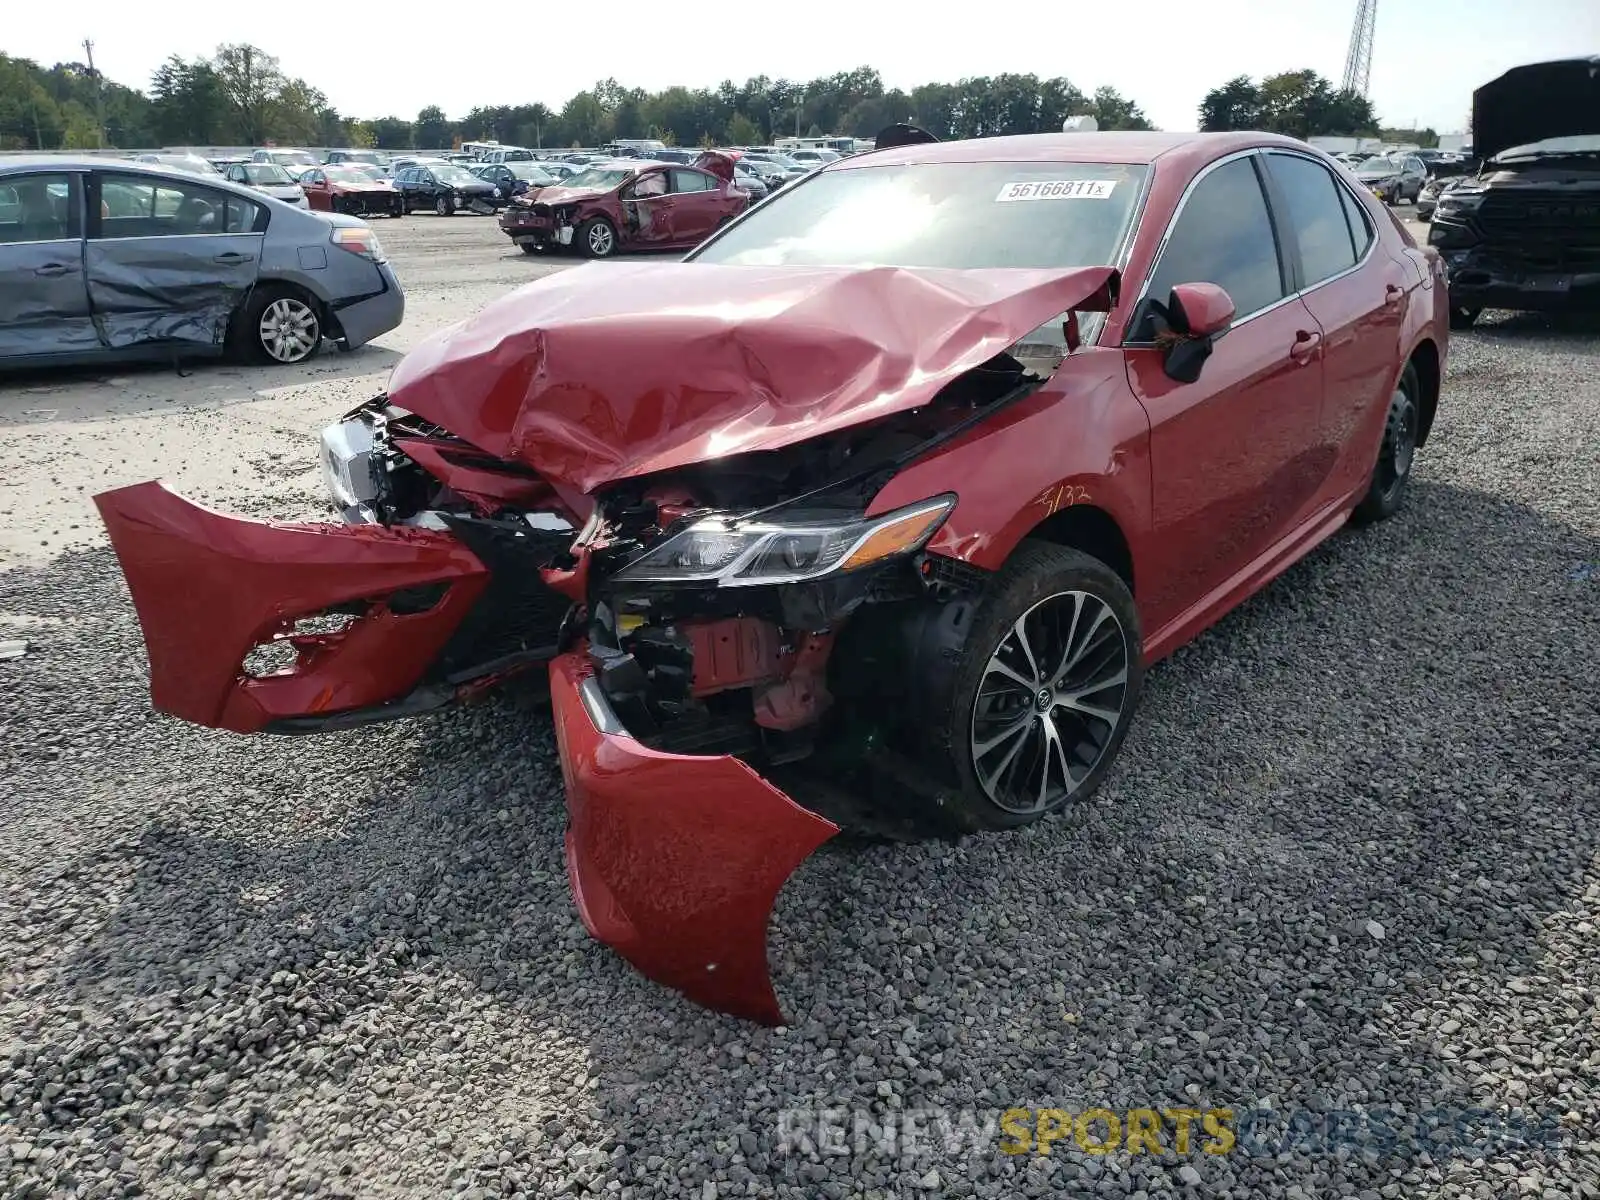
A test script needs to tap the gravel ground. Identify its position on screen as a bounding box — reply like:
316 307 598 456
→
3 216 1599 1200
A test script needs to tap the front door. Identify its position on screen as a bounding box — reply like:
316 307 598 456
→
1124 153 1328 632
87 171 263 351
0 170 97 360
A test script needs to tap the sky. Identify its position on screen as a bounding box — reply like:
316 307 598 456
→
7 0 1598 134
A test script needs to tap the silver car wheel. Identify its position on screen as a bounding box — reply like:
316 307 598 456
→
258 297 320 364
588 222 615 255
969 589 1130 815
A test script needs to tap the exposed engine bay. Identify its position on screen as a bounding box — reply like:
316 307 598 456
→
329 348 1055 833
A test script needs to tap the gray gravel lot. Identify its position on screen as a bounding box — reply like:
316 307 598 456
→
3 215 1598 1200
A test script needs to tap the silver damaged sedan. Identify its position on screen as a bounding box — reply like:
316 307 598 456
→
0 156 404 369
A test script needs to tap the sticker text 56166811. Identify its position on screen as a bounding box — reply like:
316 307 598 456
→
995 179 1118 202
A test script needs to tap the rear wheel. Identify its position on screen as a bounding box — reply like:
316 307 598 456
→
1352 361 1420 524
915 542 1143 832
234 287 322 366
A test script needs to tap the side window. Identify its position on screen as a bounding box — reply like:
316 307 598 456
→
304 170 323 186
1264 153 1357 286
97 174 231 237
633 172 668 197
0 173 81 244
669 169 715 193
1338 184 1374 258
223 195 264 234
1144 156 1286 323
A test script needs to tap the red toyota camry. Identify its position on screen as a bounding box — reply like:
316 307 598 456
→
96 130 1449 1024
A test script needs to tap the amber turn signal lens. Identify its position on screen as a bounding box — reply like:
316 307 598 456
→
838 501 952 571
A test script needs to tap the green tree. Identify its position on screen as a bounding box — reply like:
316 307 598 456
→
414 105 452 149
1200 70 1376 138
368 116 413 149
211 43 283 143
1199 76 1262 131
1087 86 1155 131
725 111 761 145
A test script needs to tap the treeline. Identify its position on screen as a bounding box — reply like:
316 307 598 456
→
1 46 1402 155
0 49 1156 152
1198 71 1381 139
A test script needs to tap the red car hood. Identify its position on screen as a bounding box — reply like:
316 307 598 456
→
385 261 1119 494
333 179 395 192
525 184 613 207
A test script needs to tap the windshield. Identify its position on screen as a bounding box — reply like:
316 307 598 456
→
690 161 1146 270
325 166 379 185
1358 155 1404 173
509 163 556 182
1493 134 1600 161
244 164 294 185
158 155 220 174
271 151 316 166
434 166 480 185
341 151 384 165
562 167 633 191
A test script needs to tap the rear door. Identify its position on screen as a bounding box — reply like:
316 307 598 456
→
1262 151 1411 502
666 168 724 241
87 171 264 351
0 170 98 360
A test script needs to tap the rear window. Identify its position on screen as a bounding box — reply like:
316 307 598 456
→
690 160 1146 270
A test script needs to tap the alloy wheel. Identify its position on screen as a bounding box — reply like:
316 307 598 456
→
257 297 320 364
588 222 615 255
969 590 1131 815
1375 385 1418 503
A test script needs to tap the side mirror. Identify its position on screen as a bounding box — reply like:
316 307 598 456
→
1167 282 1234 338
1160 283 1235 384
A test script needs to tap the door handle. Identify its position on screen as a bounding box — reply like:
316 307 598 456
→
213 252 255 264
1289 330 1322 363
1383 283 1404 307
34 262 78 277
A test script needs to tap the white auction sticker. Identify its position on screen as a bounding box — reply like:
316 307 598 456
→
995 179 1117 202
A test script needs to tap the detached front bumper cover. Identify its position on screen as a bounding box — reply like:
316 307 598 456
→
550 651 839 1023
95 481 488 733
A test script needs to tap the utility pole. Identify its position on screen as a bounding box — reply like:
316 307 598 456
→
83 38 107 148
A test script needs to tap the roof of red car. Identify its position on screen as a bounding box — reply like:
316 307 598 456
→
839 130 1314 170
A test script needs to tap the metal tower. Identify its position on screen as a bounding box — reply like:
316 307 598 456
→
1341 0 1378 96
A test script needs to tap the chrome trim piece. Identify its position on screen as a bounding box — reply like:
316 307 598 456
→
579 677 629 737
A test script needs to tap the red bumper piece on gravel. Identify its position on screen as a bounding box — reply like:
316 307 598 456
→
95 481 488 733
550 651 839 1023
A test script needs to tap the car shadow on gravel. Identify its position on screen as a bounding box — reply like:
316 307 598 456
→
23 478 1598 1195
0 342 405 428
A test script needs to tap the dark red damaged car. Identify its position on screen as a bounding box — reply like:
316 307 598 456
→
97 131 1449 1024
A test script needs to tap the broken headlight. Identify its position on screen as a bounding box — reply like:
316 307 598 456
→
1435 189 1485 216
613 495 955 587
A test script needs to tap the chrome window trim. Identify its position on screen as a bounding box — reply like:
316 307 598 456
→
0 168 87 247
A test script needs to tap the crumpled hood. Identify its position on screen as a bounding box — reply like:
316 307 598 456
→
1474 56 1600 161
385 261 1119 494
526 184 613 207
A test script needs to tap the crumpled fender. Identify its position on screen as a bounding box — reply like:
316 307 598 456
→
94 481 487 732
550 651 839 1023
386 262 1119 493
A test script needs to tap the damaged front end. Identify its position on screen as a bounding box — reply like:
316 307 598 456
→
97 259 1120 1022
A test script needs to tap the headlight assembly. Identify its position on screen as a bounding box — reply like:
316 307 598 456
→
613 495 956 587
1436 190 1485 215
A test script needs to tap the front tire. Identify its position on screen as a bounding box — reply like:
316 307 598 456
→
916 542 1143 832
1448 305 1481 330
1352 361 1420 524
435 194 453 217
578 216 618 258
519 242 542 256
